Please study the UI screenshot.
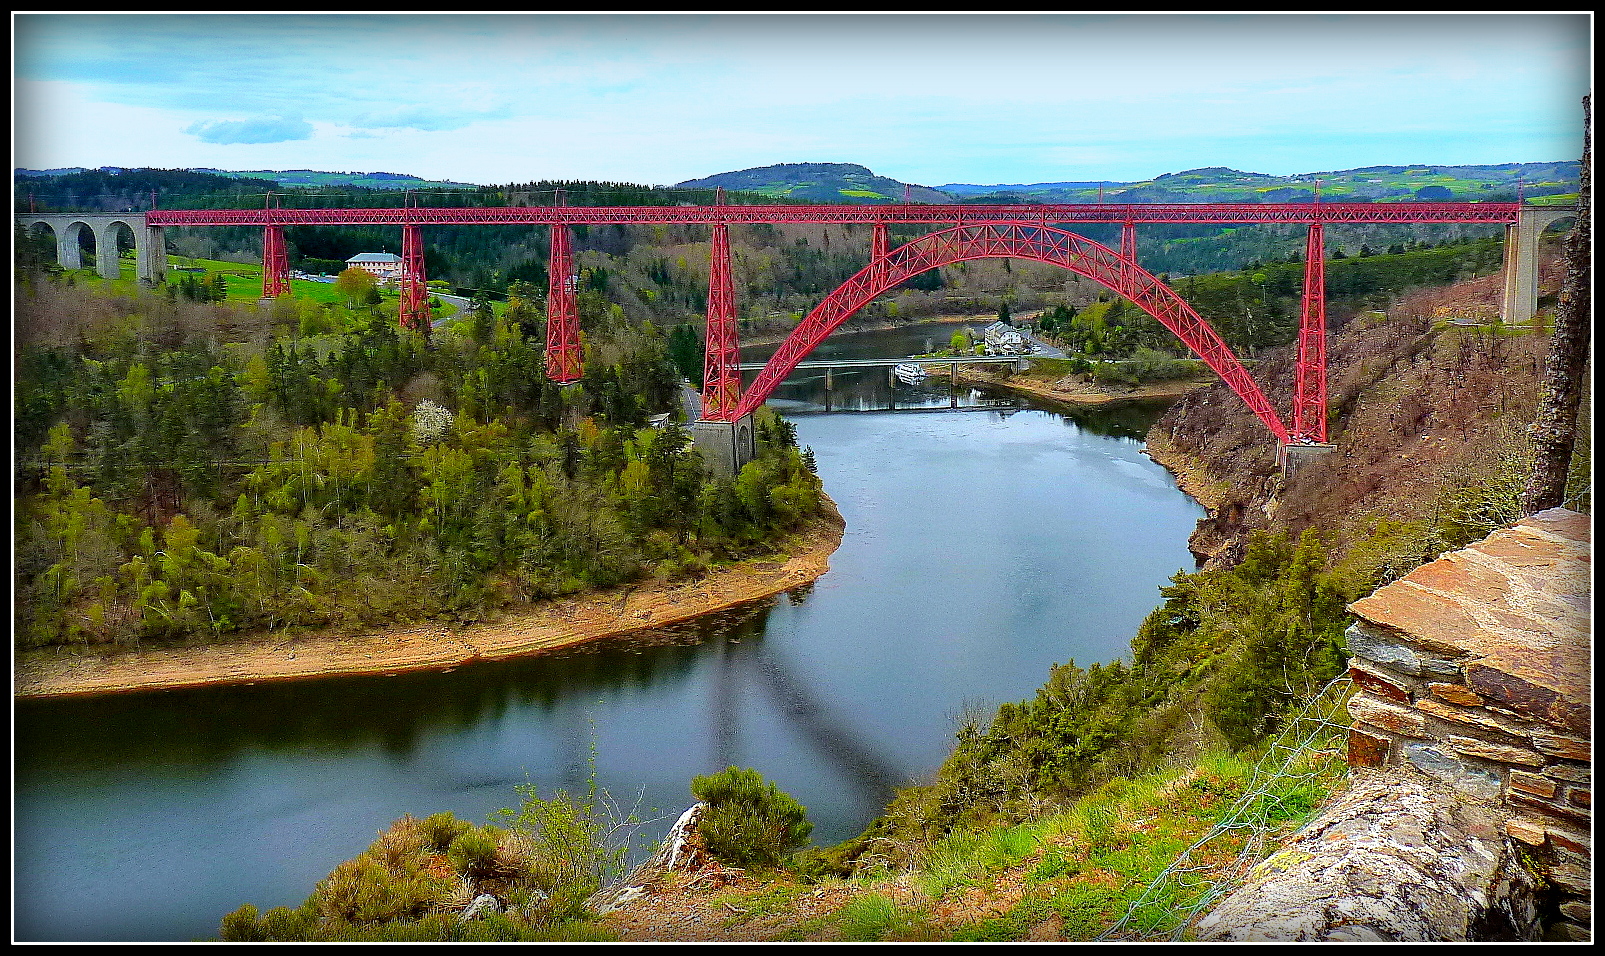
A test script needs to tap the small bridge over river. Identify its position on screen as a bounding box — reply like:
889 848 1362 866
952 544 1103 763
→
20 197 1576 473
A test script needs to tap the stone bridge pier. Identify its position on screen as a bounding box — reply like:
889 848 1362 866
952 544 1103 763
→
18 213 168 285
1502 207 1577 325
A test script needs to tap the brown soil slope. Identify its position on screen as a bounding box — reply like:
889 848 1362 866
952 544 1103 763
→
1143 264 1568 568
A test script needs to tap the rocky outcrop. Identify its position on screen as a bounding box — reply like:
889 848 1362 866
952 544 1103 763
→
1198 508 1592 942
1194 767 1540 941
1342 507 1592 941
588 803 734 916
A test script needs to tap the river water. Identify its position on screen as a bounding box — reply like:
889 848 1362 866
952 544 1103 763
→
13 320 1205 942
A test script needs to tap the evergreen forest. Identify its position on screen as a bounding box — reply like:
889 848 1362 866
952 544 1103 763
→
13 269 824 651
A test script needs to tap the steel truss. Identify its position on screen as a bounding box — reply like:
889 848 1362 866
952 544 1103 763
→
261 225 290 298
149 202 1522 228
701 219 742 419
728 223 1291 444
399 224 430 334
545 225 582 383
146 200 1546 443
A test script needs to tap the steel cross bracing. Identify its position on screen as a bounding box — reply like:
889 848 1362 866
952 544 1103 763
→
147 201 1523 228
260 225 290 298
730 223 1290 443
399 224 430 334
544 224 582 383
701 219 742 419
1293 223 1329 443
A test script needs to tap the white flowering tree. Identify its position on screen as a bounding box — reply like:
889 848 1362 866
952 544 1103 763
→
410 399 455 446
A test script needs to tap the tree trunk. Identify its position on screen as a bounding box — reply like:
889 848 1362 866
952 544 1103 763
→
1522 94 1591 514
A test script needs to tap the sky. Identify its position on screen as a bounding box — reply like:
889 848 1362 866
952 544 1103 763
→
11 12 1594 189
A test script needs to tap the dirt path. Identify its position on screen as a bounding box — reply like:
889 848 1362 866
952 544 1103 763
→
14 501 846 701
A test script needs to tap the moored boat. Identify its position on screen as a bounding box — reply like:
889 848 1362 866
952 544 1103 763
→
893 362 928 385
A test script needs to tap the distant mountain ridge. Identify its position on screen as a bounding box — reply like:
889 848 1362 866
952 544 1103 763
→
672 159 1579 205
14 166 483 191
674 162 954 204
935 162 1580 204
190 168 485 190
16 160 1581 207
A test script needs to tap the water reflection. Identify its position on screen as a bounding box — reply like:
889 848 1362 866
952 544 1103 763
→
16 604 785 775
750 650 907 799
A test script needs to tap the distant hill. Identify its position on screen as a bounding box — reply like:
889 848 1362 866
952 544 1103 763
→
674 162 954 204
14 166 484 192
936 162 1581 205
670 160 1578 206
185 168 485 191
15 167 92 177
18 160 1580 214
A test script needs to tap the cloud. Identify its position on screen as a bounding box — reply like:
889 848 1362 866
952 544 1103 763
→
185 117 314 145
15 14 1591 185
346 106 503 133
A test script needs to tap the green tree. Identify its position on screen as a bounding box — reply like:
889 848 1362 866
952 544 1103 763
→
690 766 813 870
335 267 379 308
666 323 704 385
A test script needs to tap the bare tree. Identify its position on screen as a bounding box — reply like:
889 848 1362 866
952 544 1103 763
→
1522 94 1591 514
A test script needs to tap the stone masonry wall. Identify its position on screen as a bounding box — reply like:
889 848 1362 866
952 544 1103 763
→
1343 508 1591 940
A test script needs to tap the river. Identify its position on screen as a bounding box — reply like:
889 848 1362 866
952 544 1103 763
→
12 319 1205 942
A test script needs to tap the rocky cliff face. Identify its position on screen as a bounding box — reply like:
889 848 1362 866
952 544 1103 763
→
1144 267 1563 571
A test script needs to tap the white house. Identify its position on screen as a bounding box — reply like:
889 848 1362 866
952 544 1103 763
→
346 252 404 282
983 321 1027 355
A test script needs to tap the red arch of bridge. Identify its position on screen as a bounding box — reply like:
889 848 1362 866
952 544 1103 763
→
724 223 1291 443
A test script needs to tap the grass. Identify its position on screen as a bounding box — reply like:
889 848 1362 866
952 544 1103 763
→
848 742 1346 943
832 892 940 941
61 254 463 323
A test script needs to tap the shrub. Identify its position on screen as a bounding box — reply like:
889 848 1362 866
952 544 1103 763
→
421 811 471 852
371 815 428 870
316 856 420 923
218 903 265 942
446 826 502 879
490 782 638 923
257 905 316 941
690 766 813 869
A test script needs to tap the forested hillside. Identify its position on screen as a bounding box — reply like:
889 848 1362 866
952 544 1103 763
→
938 161 1581 204
13 267 825 652
674 162 954 204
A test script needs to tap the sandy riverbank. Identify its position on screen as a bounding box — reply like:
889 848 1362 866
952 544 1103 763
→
14 499 846 702
950 364 1212 408
1138 429 1232 513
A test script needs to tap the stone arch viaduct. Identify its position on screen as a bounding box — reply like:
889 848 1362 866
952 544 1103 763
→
19 213 169 284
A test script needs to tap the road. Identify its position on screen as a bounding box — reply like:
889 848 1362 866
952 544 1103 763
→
433 292 473 329
679 383 704 423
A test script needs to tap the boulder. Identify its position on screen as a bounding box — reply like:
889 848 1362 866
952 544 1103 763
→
1194 768 1540 941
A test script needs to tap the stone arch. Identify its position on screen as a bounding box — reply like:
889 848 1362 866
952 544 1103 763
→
731 223 1290 442
99 219 141 280
1502 207 1577 324
16 214 167 284
60 219 95 271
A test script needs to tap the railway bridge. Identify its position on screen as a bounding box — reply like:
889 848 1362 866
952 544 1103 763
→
20 199 1575 472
